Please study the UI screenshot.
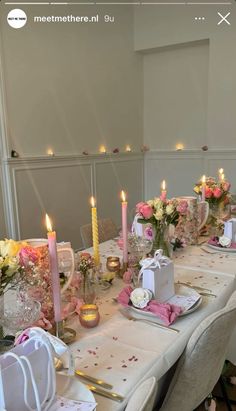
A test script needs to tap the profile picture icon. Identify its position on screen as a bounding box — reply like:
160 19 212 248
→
7 9 27 29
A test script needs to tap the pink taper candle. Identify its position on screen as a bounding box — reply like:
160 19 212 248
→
160 180 167 201
201 175 206 202
121 190 128 264
46 214 61 323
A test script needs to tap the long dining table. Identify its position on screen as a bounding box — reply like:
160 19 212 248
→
66 239 236 410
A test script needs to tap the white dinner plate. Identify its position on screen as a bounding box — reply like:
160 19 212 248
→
206 243 236 253
56 373 96 404
130 284 202 318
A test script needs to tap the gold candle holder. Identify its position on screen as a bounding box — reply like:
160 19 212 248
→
106 256 121 273
79 304 100 328
51 320 77 344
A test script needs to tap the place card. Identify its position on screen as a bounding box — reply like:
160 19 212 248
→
49 396 97 411
167 293 201 312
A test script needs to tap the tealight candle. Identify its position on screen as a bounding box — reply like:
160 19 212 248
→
175 143 184 151
125 145 131 152
106 256 121 273
79 304 100 328
99 145 106 154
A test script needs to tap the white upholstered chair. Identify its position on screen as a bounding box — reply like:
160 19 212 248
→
80 218 118 248
125 377 157 411
159 291 236 411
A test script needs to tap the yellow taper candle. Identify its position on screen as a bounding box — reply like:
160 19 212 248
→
90 196 100 266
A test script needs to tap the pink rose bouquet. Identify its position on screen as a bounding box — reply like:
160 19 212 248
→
194 176 231 205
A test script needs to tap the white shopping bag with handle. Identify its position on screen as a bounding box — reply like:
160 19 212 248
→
0 327 69 411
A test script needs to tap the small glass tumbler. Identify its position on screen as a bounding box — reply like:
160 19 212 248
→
79 304 100 328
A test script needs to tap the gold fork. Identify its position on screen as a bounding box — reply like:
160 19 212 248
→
119 308 180 333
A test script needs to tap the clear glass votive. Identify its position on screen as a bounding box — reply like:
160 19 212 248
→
79 304 100 328
106 256 121 273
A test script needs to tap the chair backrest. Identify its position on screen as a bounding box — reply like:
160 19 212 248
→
160 290 236 411
80 218 118 248
125 377 157 411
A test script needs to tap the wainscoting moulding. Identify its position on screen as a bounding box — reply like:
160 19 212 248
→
5 152 144 240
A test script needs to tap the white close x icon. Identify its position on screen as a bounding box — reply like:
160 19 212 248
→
217 12 231 26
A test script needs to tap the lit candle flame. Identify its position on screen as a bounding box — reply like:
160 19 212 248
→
161 180 166 191
219 168 224 175
125 145 131 152
99 145 106 154
90 196 96 208
45 213 53 232
47 148 54 156
202 175 206 184
175 143 184 151
121 190 126 202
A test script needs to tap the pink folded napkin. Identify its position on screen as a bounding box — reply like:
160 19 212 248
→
117 286 182 326
208 237 236 248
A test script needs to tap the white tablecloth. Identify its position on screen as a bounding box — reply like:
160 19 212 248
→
67 240 236 410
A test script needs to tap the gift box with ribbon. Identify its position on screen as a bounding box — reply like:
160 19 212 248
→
224 218 236 243
139 249 175 302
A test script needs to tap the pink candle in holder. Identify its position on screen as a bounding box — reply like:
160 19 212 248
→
121 190 128 264
45 214 61 323
160 180 167 201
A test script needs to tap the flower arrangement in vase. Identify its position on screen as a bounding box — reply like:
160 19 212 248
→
194 176 231 235
136 198 188 257
77 252 96 304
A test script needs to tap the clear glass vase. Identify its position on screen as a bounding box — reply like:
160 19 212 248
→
152 225 171 258
78 271 96 304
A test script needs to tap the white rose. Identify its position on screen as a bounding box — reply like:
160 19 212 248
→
130 288 152 309
219 235 231 248
153 198 162 209
166 204 174 215
147 200 154 207
154 209 164 221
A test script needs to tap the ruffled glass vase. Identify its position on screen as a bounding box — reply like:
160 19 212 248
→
207 202 230 237
152 224 171 258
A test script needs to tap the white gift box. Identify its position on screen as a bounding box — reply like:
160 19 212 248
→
224 219 236 242
139 250 175 302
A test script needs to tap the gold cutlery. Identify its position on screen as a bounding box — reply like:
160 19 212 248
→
199 292 217 298
86 384 124 402
176 281 212 293
55 358 113 390
119 308 180 333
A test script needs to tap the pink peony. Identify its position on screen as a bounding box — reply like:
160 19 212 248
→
205 186 213 198
136 202 146 213
123 269 133 284
144 226 153 240
213 187 222 199
177 200 188 214
18 246 38 267
139 204 153 219
222 181 231 192
33 311 52 330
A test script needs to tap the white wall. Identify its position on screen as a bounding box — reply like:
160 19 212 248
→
135 4 236 150
144 41 209 150
0 3 144 241
7 153 143 249
0 4 143 156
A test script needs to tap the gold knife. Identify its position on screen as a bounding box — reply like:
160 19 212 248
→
176 281 212 293
57 370 113 390
75 370 113 390
86 384 124 402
